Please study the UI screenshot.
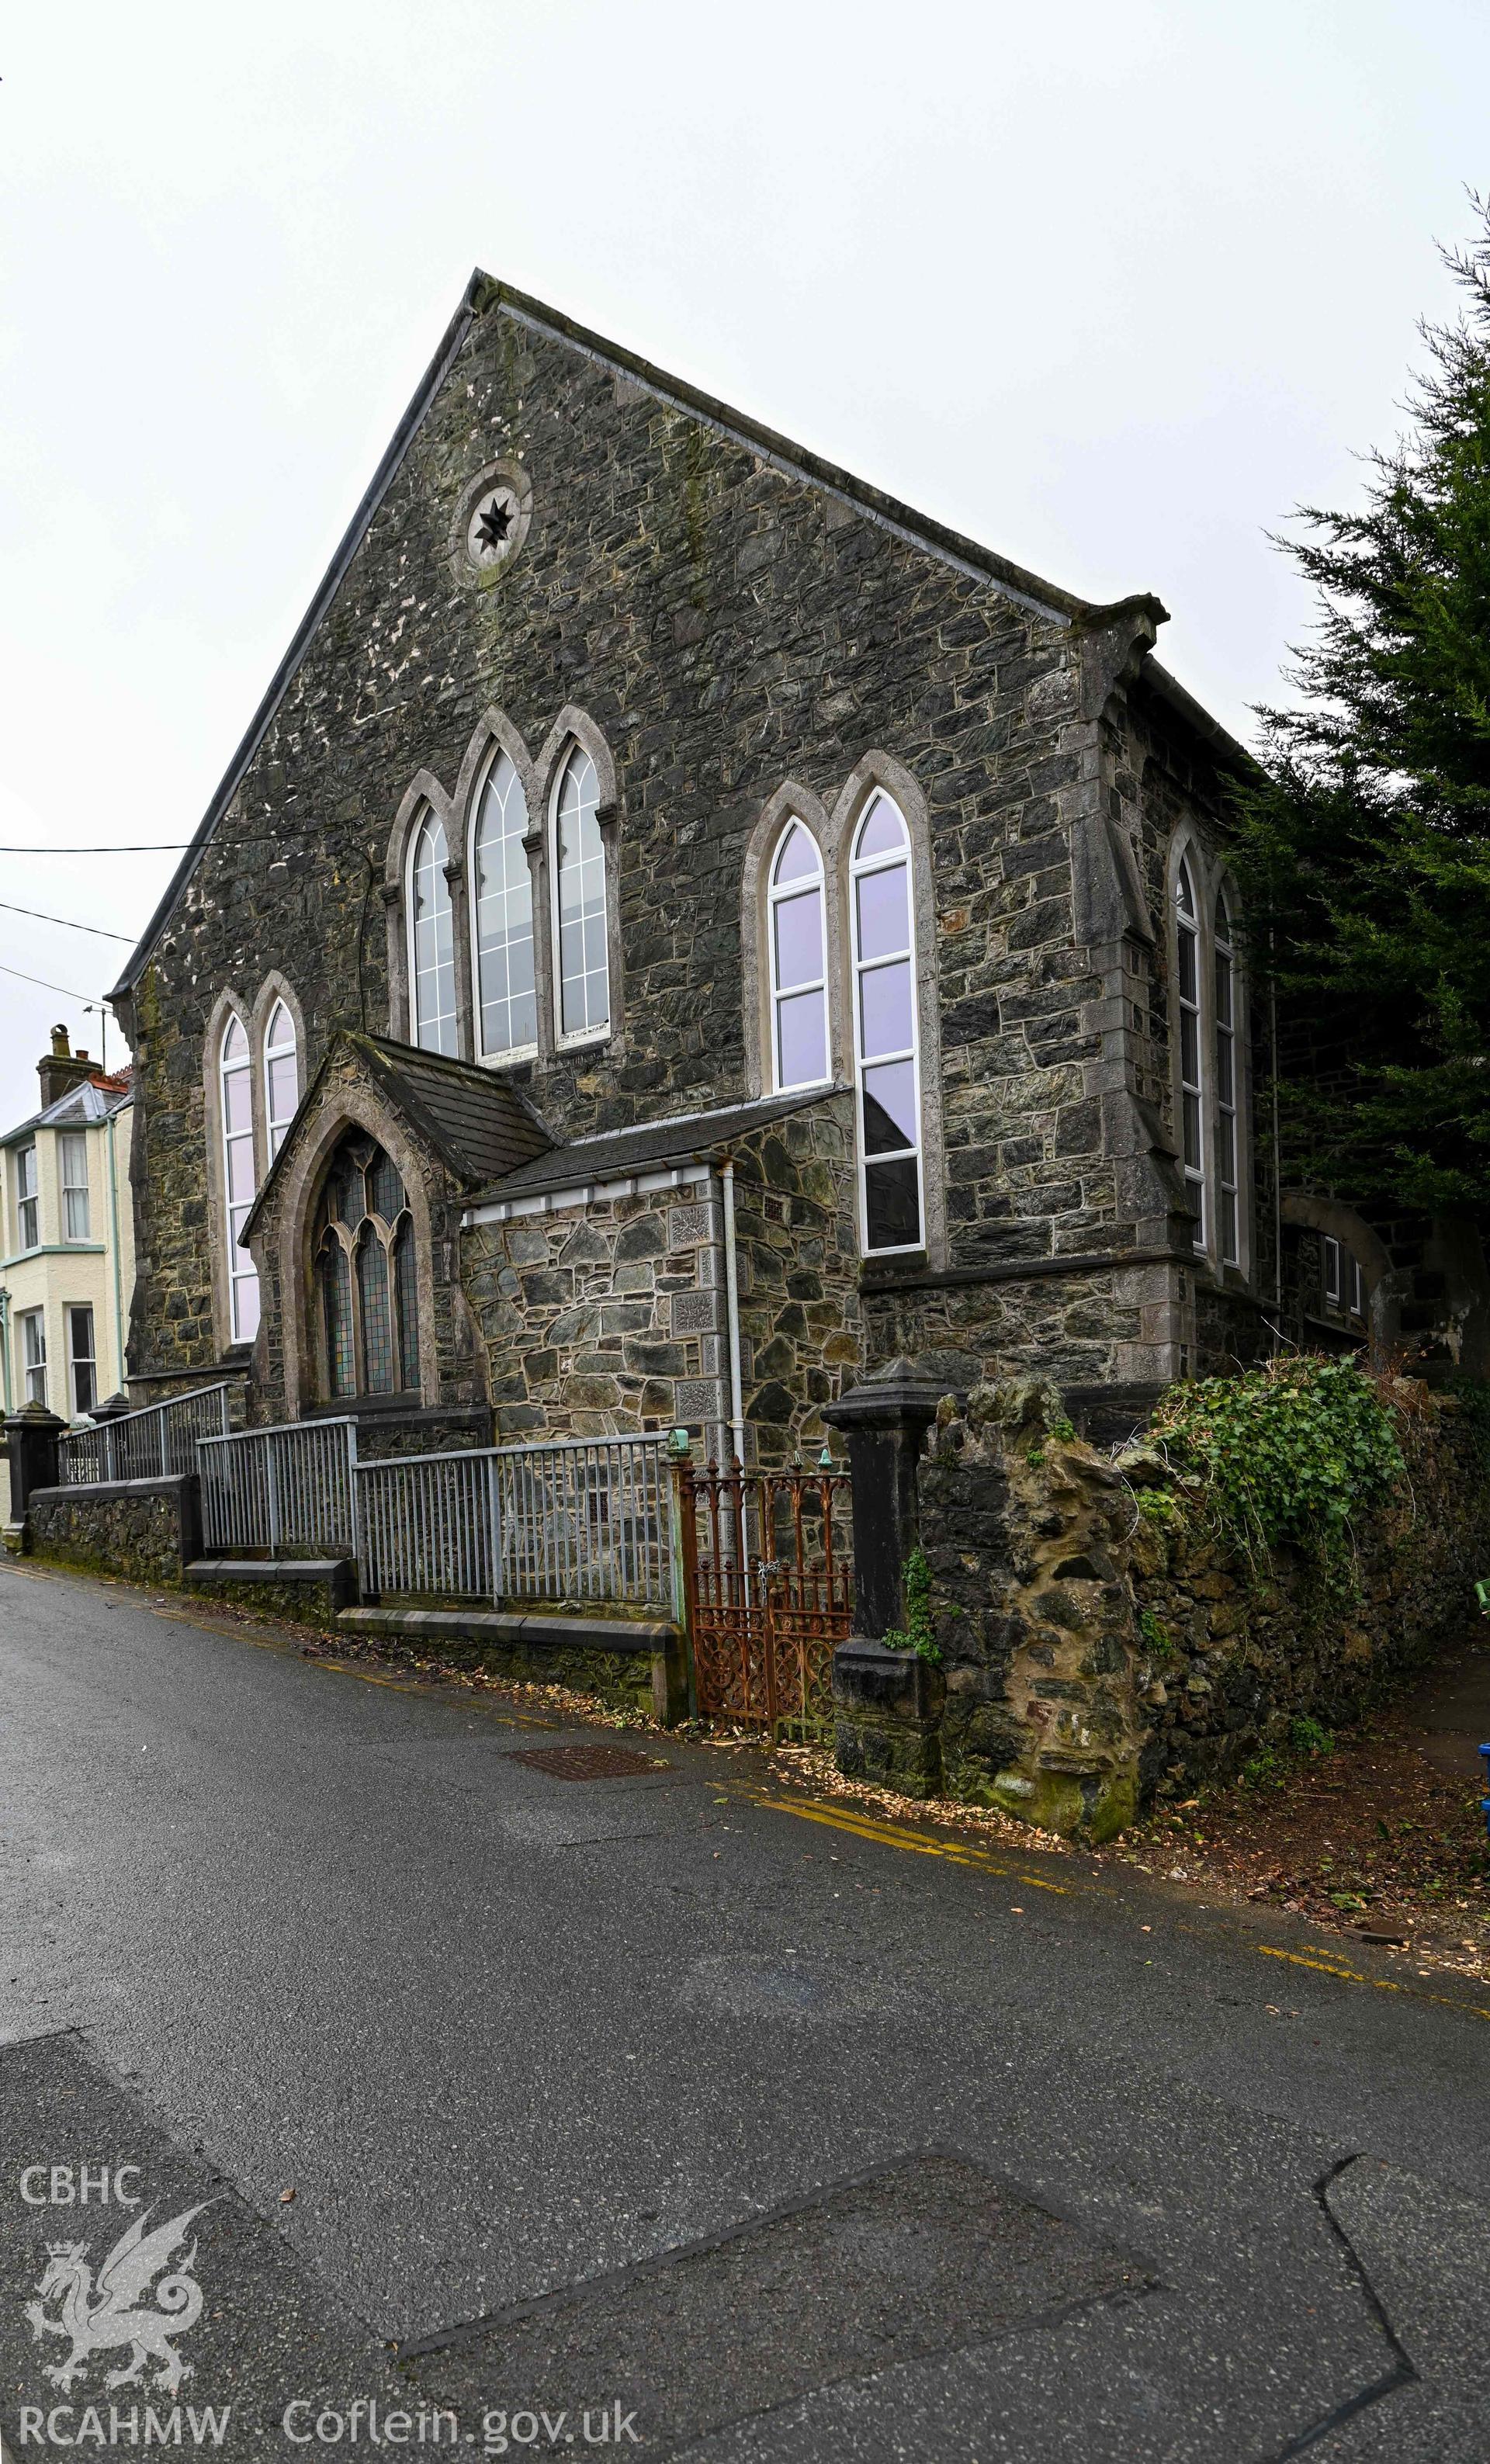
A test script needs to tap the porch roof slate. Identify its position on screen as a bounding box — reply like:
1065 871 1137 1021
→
241 1031 553 1239
469 1086 847 1207
352 1034 552 1187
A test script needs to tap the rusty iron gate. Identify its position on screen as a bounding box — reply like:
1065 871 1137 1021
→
678 1454 854 1735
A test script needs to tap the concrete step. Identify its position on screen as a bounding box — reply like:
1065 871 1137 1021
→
188 1555 351 1583
338 1604 674 1655
185 1556 356 1617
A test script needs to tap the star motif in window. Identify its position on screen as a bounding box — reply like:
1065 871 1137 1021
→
476 494 515 553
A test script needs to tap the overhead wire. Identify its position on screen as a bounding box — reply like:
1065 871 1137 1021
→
0 899 137 941
0 958 107 1003
0 841 192 853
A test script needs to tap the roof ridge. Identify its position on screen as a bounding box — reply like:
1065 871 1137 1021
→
482 274 1096 624
549 1085 851 1150
104 267 1239 1010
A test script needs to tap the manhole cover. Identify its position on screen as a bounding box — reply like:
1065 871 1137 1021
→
508 1743 669 1782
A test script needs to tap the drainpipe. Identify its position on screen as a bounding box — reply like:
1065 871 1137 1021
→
0 1288 11 1416
106 1109 125 1394
718 1157 747 1468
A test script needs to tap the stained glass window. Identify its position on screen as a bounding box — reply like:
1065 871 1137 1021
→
369 1150 405 1225
321 1237 355 1396
313 1132 418 1398
393 1221 420 1391
358 1229 394 1394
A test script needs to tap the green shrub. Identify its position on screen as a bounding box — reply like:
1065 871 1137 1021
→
1150 1354 1405 1571
1242 1716 1336 1786
881 1546 941 1664
1289 1714 1336 1759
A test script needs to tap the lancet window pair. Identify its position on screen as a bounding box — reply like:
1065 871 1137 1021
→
217 999 299 1343
766 789 924 1255
407 743 607 1060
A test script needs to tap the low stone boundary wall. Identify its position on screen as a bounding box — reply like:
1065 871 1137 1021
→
338 1606 687 1721
911 1378 1488 1839
26 1476 201 1588
185 1556 355 1629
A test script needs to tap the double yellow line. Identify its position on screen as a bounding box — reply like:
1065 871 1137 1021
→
49 1568 1490 2029
738 1783 1490 2025
736 1784 1069 1892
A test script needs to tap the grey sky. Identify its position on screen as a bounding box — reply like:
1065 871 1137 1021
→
0 0 1476 1129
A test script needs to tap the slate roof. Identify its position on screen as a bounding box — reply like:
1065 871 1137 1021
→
352 1034 552 1185
1 1075 134 1149
241 1031 553 1238
469 1087 845 1207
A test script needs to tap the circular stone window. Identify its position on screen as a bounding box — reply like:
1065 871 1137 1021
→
452 459 533 581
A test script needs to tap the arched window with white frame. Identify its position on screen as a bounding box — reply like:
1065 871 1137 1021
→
473 750 536 1059
263 1000 299 1159
408 809 457 1055
1213 883 1239 1266
219 1015 260 1343
768 821 829 1090
1174 856 1205 1252
552 743 608 1041
851 790 923 1253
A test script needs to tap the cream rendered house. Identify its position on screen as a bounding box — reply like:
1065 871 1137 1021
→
0 1032 133 1516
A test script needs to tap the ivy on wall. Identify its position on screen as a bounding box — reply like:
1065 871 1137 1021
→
882 1545 941 1662
1148 1356 1407 1572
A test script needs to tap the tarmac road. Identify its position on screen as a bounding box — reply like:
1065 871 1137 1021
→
2 1556 1489 2462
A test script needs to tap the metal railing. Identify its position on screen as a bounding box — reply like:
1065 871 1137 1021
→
198 1416 359 1557
138 1405 674 1613
57 1384 233 1485
356 1434 677 1611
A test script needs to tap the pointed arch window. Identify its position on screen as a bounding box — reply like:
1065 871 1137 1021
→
768 822 830 1091
851 791 923 1253
473 750 536 1058
1214 885 1239 1267
219 1015 260 1343
552 745 608 1041
409 810 457 1055
1174 858 1205 1252
313 1133 420 1398
264 1000 300 1159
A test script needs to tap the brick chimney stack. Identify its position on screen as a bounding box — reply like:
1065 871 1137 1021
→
37 1024 98 1110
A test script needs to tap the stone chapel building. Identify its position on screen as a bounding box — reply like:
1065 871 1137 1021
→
107 272 1486 1463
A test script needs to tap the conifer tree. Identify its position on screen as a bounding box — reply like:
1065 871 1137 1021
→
1231 197 1490 1211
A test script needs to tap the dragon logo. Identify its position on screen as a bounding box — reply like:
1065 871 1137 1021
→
24 2201 216 2395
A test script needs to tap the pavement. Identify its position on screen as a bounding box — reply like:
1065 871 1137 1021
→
2 1557 1490 2462
1401 1643 1490 1787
